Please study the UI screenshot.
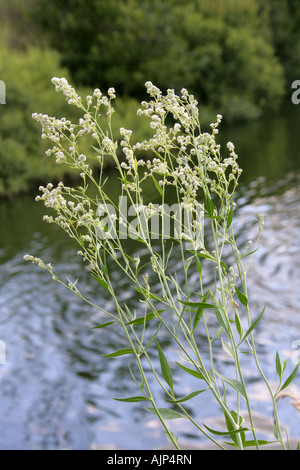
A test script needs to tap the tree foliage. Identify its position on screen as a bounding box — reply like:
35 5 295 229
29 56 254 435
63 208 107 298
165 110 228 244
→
31 0 285 122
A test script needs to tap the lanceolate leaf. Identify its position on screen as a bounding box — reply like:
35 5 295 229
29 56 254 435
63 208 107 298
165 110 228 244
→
152 175 164 197
203 423 249 436
192 293 209 332
91 274 110 291
178 299 215 308
235 311 243 338
144 323 161 351
276 350 283 380
221 338 234 359
165 389 207 404
214 370 246 399
214 307 230 333
226 205 234 229
192 305 205 332
279 363 300 393
125 309 169 326
235 287 248 308
205 194 214 218
102 348 134 357
113 396 149 402
176 362 205 380
225 439 277 448
144 407 185 420
195 256 202 277
196 252 215 261
91 321 116 329
156 341 173 391
224 409 245 447
238 305 266 345
211 325 224 342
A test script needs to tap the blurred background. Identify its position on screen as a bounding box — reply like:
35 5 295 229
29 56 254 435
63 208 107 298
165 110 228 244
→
0 0 300 450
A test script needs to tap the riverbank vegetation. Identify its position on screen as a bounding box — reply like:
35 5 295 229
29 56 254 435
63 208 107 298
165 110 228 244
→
0 0 299 197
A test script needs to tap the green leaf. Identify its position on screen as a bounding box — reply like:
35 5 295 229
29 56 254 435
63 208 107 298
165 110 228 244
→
226 205 234 229
224 409 245 447
235 311 243 338
211 325 224 342
192 293 210 332
144 407 185 420
205 194 214 218
242 247 259 258
220 260 229 271
276 350 283 380
152 175 163 197
243 440 277 448
102 348 134 358
239 305 266 345
156 341 173 390
165 389 207 404
91 321 116 329
214 307 230 333
178 299 215 308
101 264 108 275
196 252 215 261
176 362 205 380
91 274 110 291
203 423 249 437
235 287 248 308
144 323 161 351
149 292 166 302
221 338 234 359
195 256 202 276
113 396 148 402
279 363 300 393
214 370 246 399
126 312 156 326
192 305 205 332
125 309 169 326
224 439 277 448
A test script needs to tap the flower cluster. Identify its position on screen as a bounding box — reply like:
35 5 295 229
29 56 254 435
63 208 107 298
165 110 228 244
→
30 77 243 248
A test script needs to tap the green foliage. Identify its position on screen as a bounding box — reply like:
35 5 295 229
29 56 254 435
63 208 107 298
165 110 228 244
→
0 45 75 196
32 0 285 122
0 40 151 197
259 0 300 86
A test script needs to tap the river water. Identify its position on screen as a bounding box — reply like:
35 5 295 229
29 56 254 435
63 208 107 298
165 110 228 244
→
0 102 300 450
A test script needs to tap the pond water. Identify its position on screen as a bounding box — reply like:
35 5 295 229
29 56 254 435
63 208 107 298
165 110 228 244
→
0 101 300 450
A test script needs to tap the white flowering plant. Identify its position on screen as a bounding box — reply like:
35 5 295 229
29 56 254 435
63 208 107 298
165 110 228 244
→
25 78 299 450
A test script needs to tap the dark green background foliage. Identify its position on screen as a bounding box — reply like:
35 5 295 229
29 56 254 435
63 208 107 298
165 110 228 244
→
0 0 299 197
31 0 286 120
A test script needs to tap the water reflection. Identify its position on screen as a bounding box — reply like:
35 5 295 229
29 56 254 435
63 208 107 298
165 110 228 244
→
0 104 300 449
